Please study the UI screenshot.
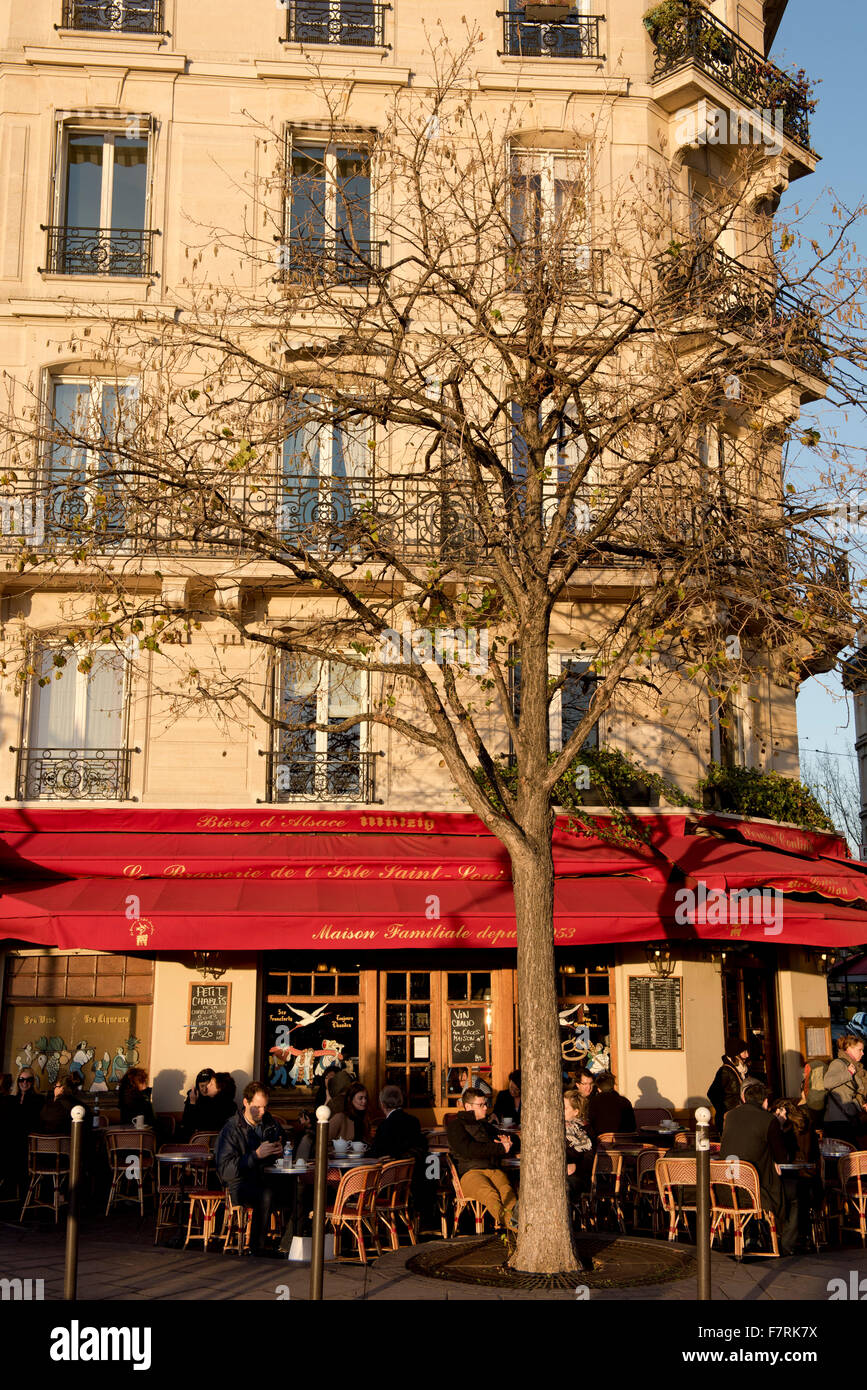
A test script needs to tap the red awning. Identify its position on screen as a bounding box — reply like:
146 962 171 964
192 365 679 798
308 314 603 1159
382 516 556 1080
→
0 807 863 952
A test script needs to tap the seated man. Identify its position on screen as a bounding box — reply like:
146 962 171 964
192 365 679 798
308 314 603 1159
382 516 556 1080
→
720 1081 798 1255
446 1087 517 1231
587 1071 635 1137
372 1084 432 1227
215 1081 284 1254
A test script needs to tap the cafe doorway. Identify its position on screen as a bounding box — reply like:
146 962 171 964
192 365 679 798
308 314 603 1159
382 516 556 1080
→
722 950 780 1094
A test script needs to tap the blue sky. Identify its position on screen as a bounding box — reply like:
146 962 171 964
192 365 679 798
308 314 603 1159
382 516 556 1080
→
771 0 866 776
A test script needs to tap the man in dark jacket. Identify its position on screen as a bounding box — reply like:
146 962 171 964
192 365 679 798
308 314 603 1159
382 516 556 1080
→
373 1084 433 1228
215 1081 284 1253
720 1082 798 1255
446 1087 517 1229
587 1072 635 1137
708 1036 750 1131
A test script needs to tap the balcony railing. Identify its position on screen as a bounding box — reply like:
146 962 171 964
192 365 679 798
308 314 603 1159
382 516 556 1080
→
656 243 827 377
13 747 134 801
508 244 607 292
60 0 163 32
647 5 812 150
264 749 378 803
41 226 156 277
281 234 385 286
499 9 603 58
284 1 389 48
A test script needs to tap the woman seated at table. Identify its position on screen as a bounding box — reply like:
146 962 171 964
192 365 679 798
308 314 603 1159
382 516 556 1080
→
773 1096 822 1250
118 1068 156 1128
564 1088 594 1211
493 1071 521 1126
328 1082 373 1146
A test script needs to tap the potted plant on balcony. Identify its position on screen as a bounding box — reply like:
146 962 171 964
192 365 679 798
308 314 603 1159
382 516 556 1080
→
643 0 732 66
521 1 574 22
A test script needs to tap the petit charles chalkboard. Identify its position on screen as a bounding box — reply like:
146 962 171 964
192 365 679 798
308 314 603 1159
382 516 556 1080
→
187 983 232 1045
449 1004 489 1066
628 977 683 1051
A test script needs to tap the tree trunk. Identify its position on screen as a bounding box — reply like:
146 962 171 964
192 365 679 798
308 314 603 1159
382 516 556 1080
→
509 831 578 1273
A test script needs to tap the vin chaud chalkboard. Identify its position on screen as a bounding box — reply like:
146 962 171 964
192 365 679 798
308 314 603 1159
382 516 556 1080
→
449 1004 489 1065
187 983 232 1044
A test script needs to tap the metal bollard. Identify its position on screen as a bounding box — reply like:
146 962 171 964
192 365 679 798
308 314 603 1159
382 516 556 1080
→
309 1104 331 1302
64 1105 85 1301
695 1104 712 1301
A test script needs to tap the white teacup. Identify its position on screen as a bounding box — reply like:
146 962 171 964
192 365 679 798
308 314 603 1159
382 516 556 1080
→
350 1141 367 1154
501 1118 513 1128
133 1115 145 1131
333 1138 350 1154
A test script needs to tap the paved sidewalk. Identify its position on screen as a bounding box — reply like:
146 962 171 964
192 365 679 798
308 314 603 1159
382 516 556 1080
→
1 1216 865 1301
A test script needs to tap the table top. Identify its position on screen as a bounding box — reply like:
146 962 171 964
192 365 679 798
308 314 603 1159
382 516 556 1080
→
265 1164 311 1175
640 1126 686 1137
329 1156 384 1170
778 1162 815 1172
157 1151 202 1163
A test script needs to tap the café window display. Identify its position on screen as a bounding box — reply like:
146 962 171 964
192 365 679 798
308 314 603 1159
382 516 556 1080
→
556 951 614 1083
264 956 361 1096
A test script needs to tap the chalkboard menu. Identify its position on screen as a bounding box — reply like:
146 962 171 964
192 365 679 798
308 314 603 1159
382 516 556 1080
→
628 977 682 1051
187 983 232 1044
449 1005 489 1066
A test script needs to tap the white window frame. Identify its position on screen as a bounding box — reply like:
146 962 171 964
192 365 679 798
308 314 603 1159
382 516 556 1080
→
274 653 372 800
285 132 375 267
510 146 591 258
26 642 129 752
279 393 373 556
44 374 137 544
52 116 153 234
710 688 751 768
549 651 599 752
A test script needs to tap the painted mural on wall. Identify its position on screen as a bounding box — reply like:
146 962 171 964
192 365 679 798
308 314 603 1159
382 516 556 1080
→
264 1001 359 1092
559 1004 610 1077
7 1005 140 1094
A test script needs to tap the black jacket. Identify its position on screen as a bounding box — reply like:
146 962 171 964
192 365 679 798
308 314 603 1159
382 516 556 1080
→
214 1109 284 1193
587 1090 635 1138
372 1108 426 1161
181 1091 237 1140
720 1101 787 1215
708 1058 744 1129
446 1111 506 1175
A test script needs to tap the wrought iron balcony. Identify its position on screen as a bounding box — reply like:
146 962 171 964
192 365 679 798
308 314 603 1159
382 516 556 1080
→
280 234 385 286
499 9 604 59
264 749 378 803
60 0 163 32
656 243 827 378
13 747 135 801
508 244 607 292
284 1 389 48
41 226 156 277
647 4 812 150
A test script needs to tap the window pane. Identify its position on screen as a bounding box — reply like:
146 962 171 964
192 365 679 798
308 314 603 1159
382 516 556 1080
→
282 395 322 484
313 974 336 995
289 974 312 993
385 972 405 1000
31 650 78 748
291 144 327 242
336 146 370 246
338 974 359 994
66 134 104 227
51 382 92 485
111 136 148 230
470 973 491 1001
409 973 429 1001
410 1007 430 1032
82 651 124 747
386 1004 406 1031
561 659 597 749
447 973 467 1001
386 1034 406 1062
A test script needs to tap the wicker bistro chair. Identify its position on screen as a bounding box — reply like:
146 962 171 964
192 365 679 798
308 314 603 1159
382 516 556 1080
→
154 1144 210 1246
655 1156 698 1242
838 1151 867 1247
185 1190 227 1250
375 1158 417 1250
630 1147 665 1235
322 1163 383 1263
820 1138 855 1242
189 1131 221 1188
444 1154 487 1237
708 1158 779 1258
634 1108 673 1128
105 1128 156 1217
585 1149 626 1233
222 1192 256 1255
20 1135 71 1223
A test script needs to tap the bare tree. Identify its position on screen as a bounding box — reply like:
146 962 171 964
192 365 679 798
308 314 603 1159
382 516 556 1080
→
1 35 863 1272
802 747 861 853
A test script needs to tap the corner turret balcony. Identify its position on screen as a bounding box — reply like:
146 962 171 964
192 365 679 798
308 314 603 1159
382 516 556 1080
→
644 1 814 155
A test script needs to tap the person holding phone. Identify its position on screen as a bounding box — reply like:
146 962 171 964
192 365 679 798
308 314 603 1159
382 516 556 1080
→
214 1081 285 1254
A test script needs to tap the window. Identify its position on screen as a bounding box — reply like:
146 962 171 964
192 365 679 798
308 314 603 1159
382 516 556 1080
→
46 123 153 276
503 1 602 61
61 1 163 34
47 378 135 542
550 654 599 752
510 399 594 536
271 654 373 802
285 137 379 284
510 147 591 274
279 394 372 552
710 691 749 769
285 1 386 48
17 647 130 800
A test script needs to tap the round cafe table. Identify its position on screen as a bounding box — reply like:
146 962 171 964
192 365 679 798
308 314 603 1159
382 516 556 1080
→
157 1149 207 1247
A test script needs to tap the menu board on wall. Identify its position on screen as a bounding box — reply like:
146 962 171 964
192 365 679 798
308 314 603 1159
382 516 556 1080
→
628 977 683 1051
449 1004 489 1065
187 984 232 1044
